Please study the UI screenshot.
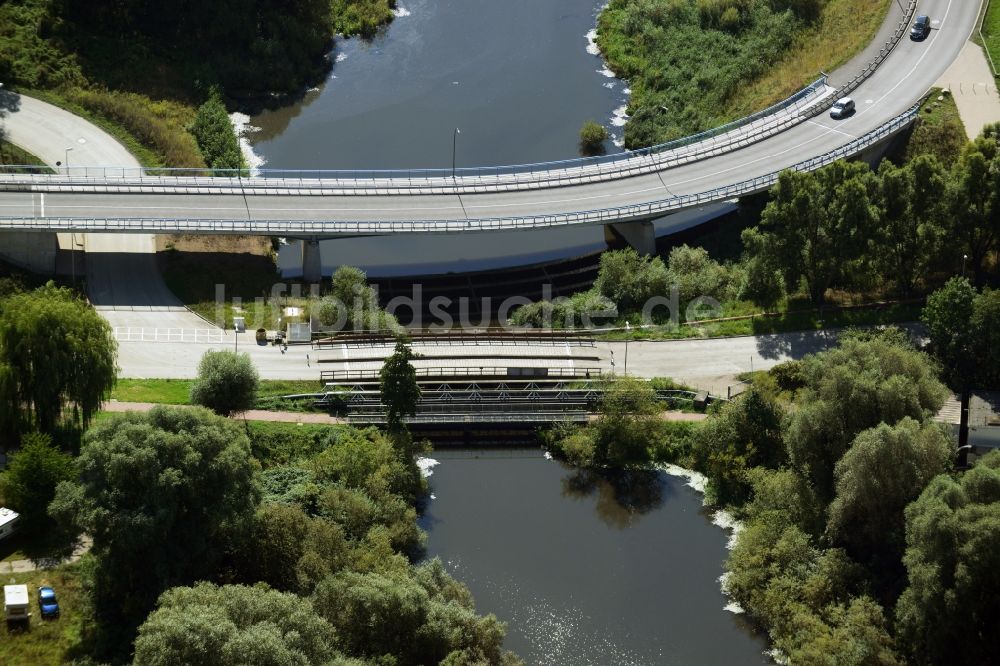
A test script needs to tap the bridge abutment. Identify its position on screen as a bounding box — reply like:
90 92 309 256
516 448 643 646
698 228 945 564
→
302 239 322 282
606 220 656 256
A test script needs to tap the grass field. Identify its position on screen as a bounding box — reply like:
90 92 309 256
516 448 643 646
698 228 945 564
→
899 88 967 163
598 0 893 147
111 378 322 406
0 561 92 665
724 0 893 118
982 0 1000 76
600 302 923 341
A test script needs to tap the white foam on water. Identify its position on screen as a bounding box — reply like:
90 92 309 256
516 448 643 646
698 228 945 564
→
307 87 320 92
610 104 629 127
661 463 708 494
229 111 265 176
335 52 348 63
393 5 411 17
603 81 615 89
597 65 616 78
611 134 624 148
585 28 600 56
417 457 440 478
429 493 436 500
660 462 752 621
543 451 553 460
623 87 631 95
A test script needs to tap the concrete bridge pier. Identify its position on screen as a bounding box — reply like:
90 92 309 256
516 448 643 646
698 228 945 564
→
302 238 322 282
607 220 656 256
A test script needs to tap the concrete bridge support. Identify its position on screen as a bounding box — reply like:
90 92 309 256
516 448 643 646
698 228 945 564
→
302 239 322 282
607 220 656 256
0 231 57 274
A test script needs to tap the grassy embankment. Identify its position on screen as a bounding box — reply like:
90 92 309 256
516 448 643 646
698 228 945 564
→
978 0 1000 76
597 0 892 148
111 378 321 405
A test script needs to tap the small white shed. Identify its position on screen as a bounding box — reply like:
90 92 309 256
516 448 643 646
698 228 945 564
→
4 584 29 622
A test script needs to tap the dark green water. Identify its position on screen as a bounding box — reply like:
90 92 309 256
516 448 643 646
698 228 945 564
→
248 0 626 170
419 449 771 665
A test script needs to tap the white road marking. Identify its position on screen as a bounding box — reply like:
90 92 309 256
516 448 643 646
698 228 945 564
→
806 120 856 139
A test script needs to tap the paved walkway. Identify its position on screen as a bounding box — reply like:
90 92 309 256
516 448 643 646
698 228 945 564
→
0 536 92 574
103 400 347 424
936 41 1000 138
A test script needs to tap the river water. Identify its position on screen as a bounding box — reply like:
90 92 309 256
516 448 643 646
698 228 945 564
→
247 0 626 170
420 450 771 665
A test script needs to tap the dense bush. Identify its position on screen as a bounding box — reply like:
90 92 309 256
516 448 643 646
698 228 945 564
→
58 87 205 168
190 350 260 416
579 120 609 156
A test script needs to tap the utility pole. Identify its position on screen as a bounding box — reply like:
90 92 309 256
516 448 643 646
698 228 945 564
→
452 128 460 179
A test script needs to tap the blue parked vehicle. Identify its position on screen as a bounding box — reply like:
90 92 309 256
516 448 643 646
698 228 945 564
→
37 586 59 618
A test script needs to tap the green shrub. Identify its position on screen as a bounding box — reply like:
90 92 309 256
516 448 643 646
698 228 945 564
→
190 350 260 416
60 87 205 168
579 120 609 156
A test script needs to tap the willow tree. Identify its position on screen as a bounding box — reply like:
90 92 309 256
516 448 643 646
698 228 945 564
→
0 285 117 436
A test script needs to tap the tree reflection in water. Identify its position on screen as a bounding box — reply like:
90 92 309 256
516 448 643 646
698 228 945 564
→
560 468 670 529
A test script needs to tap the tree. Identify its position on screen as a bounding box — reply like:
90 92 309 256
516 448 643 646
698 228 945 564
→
0 285 117 436
592 377 662 465
826 418 952 580
692 387 786 506
49 407 260 649
665 244 741 306
312 563 520 665
751 161 876 304
319 266 399 332
379 339 421 433
873 156 946 294
134 582 343 666
593 248 668 314
0 432 74 531
190 350 259 416
190 89 242 171
945 141 1000 286
579 120 608 156
922 279 1000 390
784 328 948 503
895 452 1000 665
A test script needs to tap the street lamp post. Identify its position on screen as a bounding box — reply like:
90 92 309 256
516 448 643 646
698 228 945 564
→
624 321 631 376
452 128 460 179
64 147 73 175
962 254 969 278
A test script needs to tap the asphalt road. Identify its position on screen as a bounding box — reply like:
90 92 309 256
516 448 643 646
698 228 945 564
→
0 0 980 235
0 93 210 329
115 329 846 389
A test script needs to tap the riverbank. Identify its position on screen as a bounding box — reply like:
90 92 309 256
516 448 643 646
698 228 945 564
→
0 0 397 170
596 0 892 148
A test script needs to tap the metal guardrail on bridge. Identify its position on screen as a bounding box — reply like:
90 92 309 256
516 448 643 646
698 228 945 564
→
0 100 924 236
0 76 830 195
319 366 604 383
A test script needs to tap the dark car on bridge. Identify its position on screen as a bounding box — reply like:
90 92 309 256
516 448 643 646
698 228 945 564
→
910 15 931 40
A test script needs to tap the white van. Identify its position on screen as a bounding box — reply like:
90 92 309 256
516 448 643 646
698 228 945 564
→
4 585 30 622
